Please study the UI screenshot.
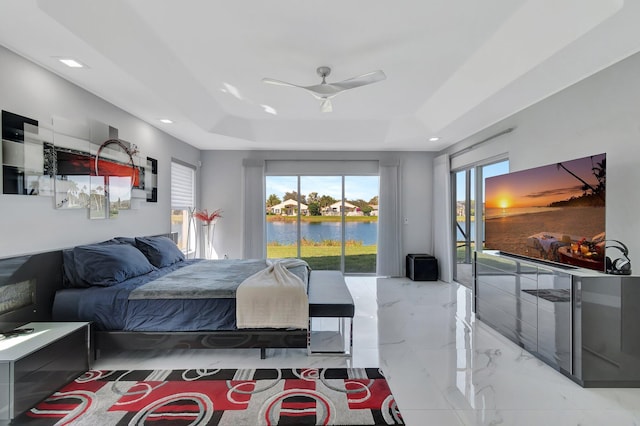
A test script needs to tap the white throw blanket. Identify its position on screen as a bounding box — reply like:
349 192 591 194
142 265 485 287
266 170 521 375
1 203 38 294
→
236 259 309 329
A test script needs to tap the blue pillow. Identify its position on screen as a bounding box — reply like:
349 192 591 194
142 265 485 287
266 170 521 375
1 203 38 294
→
73 243 156 286
62 248 87 288
111 236 136 245
135 236 185 268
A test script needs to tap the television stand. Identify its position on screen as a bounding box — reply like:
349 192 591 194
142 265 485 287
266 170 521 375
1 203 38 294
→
475 251 640 387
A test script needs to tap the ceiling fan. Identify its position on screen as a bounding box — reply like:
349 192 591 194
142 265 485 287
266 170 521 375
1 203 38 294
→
262 66 386 112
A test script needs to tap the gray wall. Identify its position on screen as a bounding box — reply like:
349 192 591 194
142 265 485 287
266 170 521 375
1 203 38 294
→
0 42 434 265
0 45 200 257
200 150 434 263
441 49 640 268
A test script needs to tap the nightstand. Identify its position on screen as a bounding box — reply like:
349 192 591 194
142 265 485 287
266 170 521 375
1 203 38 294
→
0 322 91 420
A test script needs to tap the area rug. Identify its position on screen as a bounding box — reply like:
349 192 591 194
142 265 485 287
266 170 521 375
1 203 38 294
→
17 368 404 425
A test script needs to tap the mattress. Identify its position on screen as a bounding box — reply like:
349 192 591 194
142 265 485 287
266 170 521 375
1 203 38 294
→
52 259 310 332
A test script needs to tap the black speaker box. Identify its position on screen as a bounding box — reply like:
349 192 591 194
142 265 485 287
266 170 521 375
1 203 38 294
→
406 254 439 281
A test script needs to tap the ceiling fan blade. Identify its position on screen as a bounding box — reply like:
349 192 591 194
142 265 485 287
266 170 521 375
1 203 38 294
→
263 68 385 112
332 70 386 90
320 98 333 113
262 78 303 89
303 84 342 97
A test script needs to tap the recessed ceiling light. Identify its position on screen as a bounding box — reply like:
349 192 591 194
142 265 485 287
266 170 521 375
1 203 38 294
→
159 119 173 124
429 137 440 142
57 58 85 68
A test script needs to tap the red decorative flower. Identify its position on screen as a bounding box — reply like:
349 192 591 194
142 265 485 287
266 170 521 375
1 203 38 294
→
193 208 223 225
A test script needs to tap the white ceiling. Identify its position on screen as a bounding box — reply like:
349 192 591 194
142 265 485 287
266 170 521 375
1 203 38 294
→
0 0 639 151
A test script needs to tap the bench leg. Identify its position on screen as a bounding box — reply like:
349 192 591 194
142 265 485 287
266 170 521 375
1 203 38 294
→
307 319 312 356
308 316 353 357
348 317 353 356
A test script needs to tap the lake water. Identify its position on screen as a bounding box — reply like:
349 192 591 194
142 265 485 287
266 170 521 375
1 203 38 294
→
267 221 378 245
267 220 477 244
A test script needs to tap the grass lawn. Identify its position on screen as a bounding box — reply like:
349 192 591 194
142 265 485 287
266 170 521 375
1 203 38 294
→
267 244 377 273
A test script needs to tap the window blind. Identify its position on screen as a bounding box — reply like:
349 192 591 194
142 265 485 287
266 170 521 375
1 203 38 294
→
171 161 195 209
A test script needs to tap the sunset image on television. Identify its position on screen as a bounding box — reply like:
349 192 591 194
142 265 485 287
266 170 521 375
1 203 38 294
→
484 153 606 271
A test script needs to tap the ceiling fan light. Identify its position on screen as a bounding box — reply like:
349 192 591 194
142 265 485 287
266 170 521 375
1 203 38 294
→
320 99 333 113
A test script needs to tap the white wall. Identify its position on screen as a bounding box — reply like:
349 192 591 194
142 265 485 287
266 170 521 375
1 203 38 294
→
0 46 200 257
200 150 434 266
441 49 640 267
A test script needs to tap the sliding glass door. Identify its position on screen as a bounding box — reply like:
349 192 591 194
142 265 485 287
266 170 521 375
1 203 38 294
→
454 169 475 287
265 176 299 260
453 160 509 287
265 175 379 274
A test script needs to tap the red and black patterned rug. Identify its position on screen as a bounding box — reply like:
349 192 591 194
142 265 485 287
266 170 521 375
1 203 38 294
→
17 368 404 425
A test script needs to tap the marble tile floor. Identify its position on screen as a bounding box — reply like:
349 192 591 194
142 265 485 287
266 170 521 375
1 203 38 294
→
94 277 640 425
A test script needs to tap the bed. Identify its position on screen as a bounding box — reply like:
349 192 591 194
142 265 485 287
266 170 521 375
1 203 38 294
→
0 233 319 359
0 233 355 359
50 235 315 358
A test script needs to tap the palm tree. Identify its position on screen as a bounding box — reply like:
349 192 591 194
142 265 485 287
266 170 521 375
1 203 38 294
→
556 156 605 202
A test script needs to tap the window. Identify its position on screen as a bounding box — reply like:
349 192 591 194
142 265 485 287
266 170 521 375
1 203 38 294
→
171 160 196 255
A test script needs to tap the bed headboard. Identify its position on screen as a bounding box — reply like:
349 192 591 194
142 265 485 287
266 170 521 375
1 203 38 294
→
0 232 178 328
0 250 64 328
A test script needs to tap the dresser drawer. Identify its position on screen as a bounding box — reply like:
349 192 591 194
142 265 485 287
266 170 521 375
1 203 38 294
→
476 253 538 276
476 282 538 328
13 327 88 416
477 270 537 299
477 298 537 352
0 322 90 420
13 328 86 381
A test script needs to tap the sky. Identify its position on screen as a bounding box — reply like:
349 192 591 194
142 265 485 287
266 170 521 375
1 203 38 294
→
266 175 380 202
484 153 605 208
455 160 509 202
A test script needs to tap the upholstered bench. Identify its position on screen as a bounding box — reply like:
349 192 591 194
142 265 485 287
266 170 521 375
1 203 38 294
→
308 270 354 356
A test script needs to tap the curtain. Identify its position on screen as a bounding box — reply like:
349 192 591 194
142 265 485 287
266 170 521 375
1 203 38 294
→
432 154 453 282
377 163 402 277
242 159 265 259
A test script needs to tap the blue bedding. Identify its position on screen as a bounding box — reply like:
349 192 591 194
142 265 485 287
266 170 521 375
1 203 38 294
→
52 259 309 332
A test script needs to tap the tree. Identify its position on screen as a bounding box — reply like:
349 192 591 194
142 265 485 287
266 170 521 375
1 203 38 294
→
283 191 307 204
266 193 281 208
308 202 321 216
368 195 379 205
318 194 336 208
591 157 606 196
307 192 319 204
554 155 606 205
350 199 373 215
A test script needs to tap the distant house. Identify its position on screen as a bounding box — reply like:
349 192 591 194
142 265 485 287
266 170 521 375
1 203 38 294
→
323 200 361 216
369 204 379 216
269 199 308 216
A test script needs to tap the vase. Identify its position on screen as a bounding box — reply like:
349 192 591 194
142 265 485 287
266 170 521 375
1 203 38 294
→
202 221 217 259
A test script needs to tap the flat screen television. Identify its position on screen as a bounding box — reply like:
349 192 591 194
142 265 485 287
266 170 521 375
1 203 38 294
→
484 153 606 272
